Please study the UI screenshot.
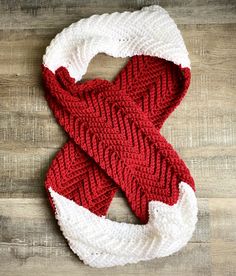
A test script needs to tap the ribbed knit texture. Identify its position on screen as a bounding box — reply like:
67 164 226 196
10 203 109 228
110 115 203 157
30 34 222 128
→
43 55 194 224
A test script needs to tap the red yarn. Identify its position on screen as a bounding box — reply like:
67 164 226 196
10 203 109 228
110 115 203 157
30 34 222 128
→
42 55 194 224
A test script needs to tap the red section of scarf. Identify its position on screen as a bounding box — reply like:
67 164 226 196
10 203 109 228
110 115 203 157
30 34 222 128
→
42 55 194 224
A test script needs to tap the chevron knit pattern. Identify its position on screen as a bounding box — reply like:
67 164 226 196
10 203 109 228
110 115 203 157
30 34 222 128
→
42 5 198 268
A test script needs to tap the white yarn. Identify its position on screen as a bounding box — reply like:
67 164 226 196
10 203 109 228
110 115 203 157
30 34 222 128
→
49 182 197 268
43 5 191 81
43 5 197 267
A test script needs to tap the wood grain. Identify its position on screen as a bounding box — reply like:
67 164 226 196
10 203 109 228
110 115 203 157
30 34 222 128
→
0 0 235 29
0 1 235 275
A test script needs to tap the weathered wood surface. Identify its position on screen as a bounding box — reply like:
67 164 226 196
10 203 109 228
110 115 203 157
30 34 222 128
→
0 1 235 275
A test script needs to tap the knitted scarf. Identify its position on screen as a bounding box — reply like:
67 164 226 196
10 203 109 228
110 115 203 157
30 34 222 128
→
42 5 198 268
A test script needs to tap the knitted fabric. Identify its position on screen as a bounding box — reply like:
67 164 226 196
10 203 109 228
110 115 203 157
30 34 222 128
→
42 5 198 267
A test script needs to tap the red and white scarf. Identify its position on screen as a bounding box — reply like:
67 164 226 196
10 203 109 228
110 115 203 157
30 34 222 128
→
42 5 198 268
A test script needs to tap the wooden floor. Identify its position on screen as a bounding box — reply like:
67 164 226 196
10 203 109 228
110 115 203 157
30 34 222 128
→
0 1 235 275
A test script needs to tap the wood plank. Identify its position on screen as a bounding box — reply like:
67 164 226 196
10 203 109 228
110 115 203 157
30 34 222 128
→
209 199 236 241
211 242 236 276
0 0 235 30
0 148 55 198
210 199 236 275
0 243 211 276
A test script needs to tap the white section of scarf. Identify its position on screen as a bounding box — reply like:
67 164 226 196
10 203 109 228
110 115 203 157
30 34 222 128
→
43 5 190 82
49 182 198 268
